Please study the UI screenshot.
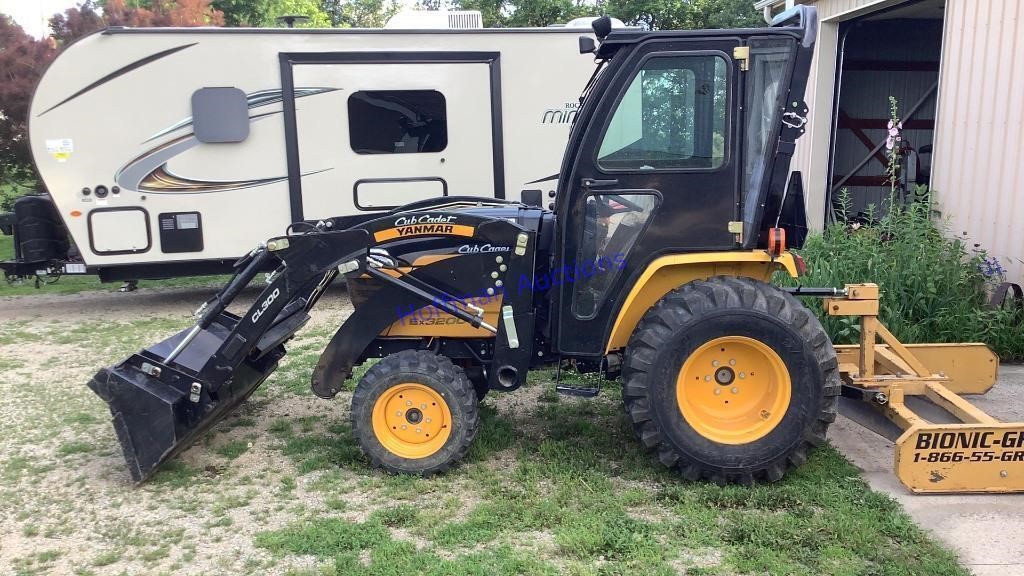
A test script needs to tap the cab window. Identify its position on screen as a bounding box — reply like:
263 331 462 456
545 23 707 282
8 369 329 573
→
597 54 728 171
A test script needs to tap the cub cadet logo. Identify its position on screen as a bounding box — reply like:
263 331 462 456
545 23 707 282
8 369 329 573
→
251 288 280 323
457 244 510 254
374 215 474 242
394 214 457 226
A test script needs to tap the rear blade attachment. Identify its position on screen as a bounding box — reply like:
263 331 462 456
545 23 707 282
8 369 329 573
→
87 228 369 483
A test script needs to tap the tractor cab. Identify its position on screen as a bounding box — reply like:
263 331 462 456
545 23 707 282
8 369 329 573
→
553 8 815 355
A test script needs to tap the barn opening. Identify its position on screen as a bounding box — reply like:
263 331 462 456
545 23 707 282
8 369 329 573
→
827 0 945 222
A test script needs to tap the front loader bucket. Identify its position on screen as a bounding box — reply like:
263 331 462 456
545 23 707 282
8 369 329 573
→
85 227 368 483
88 318 285 483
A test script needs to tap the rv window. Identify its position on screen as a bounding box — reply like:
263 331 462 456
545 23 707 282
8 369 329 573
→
597 54 728 171
348 90 448 154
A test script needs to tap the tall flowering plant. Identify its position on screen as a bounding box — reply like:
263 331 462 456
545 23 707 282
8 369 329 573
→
885 96 904 195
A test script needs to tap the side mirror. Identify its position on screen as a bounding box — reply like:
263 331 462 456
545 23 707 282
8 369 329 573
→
591 15 612 41
578 36 596 54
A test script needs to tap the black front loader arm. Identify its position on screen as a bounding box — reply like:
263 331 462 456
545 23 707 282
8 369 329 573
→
87 208 538 482
311 212 537 398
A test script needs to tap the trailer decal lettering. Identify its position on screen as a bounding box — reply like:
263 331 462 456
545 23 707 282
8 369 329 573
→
374 224 474 242
46 138 74 162
915 431 996 450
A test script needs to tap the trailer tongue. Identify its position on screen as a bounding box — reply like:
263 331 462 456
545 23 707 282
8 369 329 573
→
88 227 369 482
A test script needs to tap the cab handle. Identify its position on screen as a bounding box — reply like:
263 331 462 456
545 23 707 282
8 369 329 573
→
581 178 619 188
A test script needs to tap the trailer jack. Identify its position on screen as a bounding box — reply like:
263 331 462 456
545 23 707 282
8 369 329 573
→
824 284 1020 493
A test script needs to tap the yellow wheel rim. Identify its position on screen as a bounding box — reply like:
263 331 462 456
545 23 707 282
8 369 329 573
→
371 383 452 459
676 336 792 445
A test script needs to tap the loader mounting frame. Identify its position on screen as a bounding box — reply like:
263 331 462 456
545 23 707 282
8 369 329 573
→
825 284 1020 494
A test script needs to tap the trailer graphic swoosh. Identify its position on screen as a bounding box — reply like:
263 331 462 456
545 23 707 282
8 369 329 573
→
117 88 337 194
38 43 198 117
143 88 336 143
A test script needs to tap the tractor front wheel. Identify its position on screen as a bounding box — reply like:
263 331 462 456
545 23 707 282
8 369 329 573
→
623 276 839 484
352 350 479 475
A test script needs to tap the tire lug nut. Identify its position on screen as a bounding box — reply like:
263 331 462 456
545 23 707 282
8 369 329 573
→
714 388 722 395
396 411 402 416
406 400 412 406
729 359 736 366
401 424 407 430
416 428 422 434
420 403 427 409
731 387 739 394
704 375 711 382
739 372 746 379
425 418 432 423
712 360 720 367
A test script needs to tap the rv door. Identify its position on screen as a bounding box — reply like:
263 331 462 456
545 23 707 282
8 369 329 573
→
284 55 501 220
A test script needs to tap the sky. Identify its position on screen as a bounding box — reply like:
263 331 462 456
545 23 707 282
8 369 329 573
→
1 0 81 38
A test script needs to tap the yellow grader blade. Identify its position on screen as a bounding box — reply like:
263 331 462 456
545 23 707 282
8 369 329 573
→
826 284 1022 494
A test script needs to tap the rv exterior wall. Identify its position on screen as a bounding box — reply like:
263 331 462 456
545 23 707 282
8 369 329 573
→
790 0 1024 282
31 29 593 267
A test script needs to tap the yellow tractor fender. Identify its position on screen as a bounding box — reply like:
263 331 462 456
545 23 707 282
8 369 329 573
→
604 251 799 353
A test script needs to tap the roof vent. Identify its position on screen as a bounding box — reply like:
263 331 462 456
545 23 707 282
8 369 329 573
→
385 10 484 29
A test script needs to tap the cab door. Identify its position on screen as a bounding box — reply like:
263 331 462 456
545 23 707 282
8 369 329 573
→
555 39 742 355
286 57 498 221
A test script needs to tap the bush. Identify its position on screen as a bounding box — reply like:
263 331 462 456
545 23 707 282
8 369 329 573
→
787 191 1023 362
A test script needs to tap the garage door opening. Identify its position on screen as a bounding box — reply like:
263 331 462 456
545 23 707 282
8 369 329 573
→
827 0 945 222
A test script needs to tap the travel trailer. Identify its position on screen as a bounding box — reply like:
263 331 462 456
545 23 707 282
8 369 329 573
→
2 13 602 283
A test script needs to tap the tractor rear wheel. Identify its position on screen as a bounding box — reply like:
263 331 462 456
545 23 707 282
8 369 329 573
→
351 350 479 475
622 276 839 484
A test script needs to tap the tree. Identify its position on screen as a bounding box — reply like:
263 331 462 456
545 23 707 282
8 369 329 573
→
51 1 226 46
449 0 763 29
266 0 331 27
0 16 57 193
48 1 105 45
453 0 592 27
322 0 400 28
606 0 764 30
213 0 331 27
101 0 226 27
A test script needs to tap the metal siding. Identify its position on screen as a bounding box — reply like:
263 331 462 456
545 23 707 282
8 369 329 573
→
932 0 1024 282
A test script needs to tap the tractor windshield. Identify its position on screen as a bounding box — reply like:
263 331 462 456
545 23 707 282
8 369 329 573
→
742 37 798 236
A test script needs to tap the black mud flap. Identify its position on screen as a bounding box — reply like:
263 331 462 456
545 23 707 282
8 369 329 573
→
88 323 285 484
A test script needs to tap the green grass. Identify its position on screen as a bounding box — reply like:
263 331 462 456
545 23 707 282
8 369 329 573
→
0 290 973 575
789 190 1024 361
215 440 251 460
56 441 95 457
250 367 967 576
256 518 390 556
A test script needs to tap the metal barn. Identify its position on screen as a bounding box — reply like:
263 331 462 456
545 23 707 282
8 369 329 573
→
757 0 1024 283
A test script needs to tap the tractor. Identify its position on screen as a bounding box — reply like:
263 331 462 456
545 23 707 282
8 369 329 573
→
88 7 1021 493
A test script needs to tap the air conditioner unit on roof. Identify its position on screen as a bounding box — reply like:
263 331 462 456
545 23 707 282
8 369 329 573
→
384 10 484 29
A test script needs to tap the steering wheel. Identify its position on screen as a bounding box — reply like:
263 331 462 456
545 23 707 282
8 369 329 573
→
596 193 645 217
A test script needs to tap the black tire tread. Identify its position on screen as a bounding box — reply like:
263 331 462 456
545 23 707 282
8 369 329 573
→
622 276 840 484
351 350 479 476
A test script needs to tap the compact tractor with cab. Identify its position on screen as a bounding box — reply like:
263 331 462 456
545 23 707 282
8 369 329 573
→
88 7 1021 493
